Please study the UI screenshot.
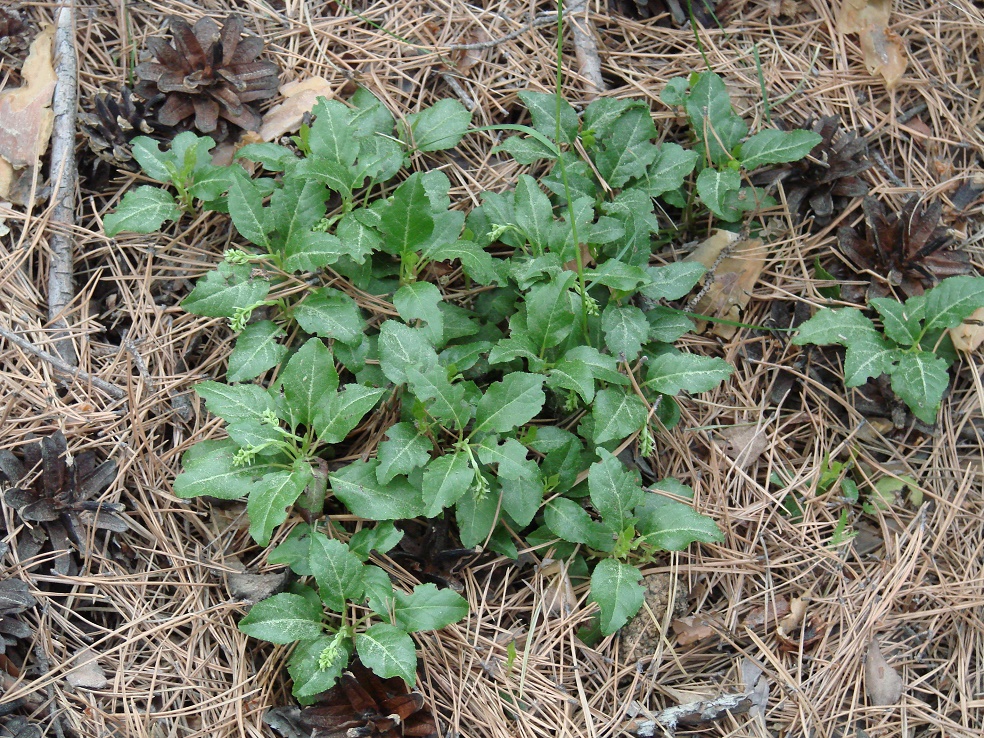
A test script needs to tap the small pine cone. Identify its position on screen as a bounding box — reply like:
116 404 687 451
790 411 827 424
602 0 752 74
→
79 86 161 170
134 14 280 141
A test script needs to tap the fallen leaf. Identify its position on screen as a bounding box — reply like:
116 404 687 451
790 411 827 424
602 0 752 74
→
776 597 825 652
950 306 984 352
717 424 769 469
671 615 720 645
450 29 489 74
740 658 769 719
685 232 766 339
65 653 108 689
538 558 576 617
258 77 335 142
838 0 907 90
227 569 290 604
776 596 806 639
742 596 791 630
865 638 904 705
0 24 56 201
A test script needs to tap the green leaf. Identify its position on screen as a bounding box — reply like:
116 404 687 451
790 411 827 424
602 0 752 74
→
591 388 647 445
406 366 471 428
870 298 921 346
173 440 257 500
518 91 579 144
296 157 355 201
646 307 696 343
239 593 324 644
589 449 645 531
394 282 444 346
376 422 432 484
394 583 469 632
685 72 748 165
792 308 880 347
635 489 724 550
313 385 387 443
738 129 822 169
499 475 543 527
493 135 558 164
473 373 545 435
646 351 733 395
406 98 472 151
248 464 313 546
890 351 950 424
547 359 595 404
641 262 707 301
309 98 358 167
526 273 577 352
476 437 536 480
593 108 659 186
378 173 434 256
843 337 899 387
644 143 699 197
590 559 645 635
293 288 365 345
181 262 270 319
104 186 182 236
225 169 271 248
421 451 474 517
362 565 396 617
543 498 614 551
563 346 629 385
357 623 417 685
196 381 274 423
188 165 233 201
922 276 984 333
601 304 649 362
456 486 499 548
129 136 174 181
336 212 382 264
582 98 637 141
170 131 214 174
378 321 439 385
236 142 296 171
696 168 742 221
329 460 426 520
348 522 404 561
583 261 649 291
284 231 348 273
513 175 554 253
289 635 351 698
279 338 339 425
660 77 690 106
270 177 328 250
307 531 365 612
227 321 287 382
425 240 500 285
226 418 282 457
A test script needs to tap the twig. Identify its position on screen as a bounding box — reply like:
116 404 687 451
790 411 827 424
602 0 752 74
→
47 5 79 367
32 643 67 738
443 11 570 51
0 324 127 401
565 0 606 96
871 149 905 188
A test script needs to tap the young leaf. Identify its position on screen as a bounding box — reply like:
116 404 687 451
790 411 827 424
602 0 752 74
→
129 136 175 181
313 385 387 443
641 262 707 301
196 381 274 424
348 522 404 561
227 321 288 382
696 168 741 221
644 143 699 197
104 186 182 236
188 165 233 202
239 592 324 644
635 492 724 550
394 282 444 346
421 451 475 517
248 464 313 546
590 559 645 635
843 337 899 387
173 440 258 500
226 169 271 248
289 635 351 698
685 72 748 165
456 485 499 548
890 351 950 424
307 531 366 612
870 298 921 346
473 373 545 435
922 276 984 333
589 449 645 531
329 460 426 520
591 388 647 445
405 98 472 151
378 321 439 385
376 422 433 484
738 129 822 169
293 288 365 346
517 90 579 144
356 623 417 685
181 262 270 319
378 173 435 256
393 583 469 632
601 304 649 362
279 338 339 426
646 352 733 395
309 98 359 167
543 498 614 551
793 308 880 347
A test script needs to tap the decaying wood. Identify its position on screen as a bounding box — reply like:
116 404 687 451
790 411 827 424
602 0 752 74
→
566 0 606 96
628 691 756 735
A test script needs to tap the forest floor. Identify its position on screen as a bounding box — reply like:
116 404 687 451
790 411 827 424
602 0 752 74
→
1 1 983 737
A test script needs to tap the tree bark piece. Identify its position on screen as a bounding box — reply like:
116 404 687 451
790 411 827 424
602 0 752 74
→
566 0 606 96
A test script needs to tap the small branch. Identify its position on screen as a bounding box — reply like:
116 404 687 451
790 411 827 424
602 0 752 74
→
0 324 127 401
47 4 79 367
443 11 571 51
565 0 606 96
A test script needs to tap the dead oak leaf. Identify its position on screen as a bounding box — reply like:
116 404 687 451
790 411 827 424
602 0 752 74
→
838 0 907 89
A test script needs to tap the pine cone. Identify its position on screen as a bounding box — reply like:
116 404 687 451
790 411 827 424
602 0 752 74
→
839 195 973 298
135 15 279 141
755 116 870 227
300 662 438 738
79 86 161 170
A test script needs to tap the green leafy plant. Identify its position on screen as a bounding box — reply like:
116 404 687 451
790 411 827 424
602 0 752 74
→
793 275 984 423
102 69 824 694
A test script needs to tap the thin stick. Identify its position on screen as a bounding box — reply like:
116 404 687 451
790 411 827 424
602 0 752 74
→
443 11 570 51
47 4 79 367
0 324 127 401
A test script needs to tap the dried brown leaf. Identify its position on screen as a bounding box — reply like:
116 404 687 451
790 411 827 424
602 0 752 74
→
258 77 334 142
687 234 766 339
671 615 720 645
950 307 984 353
538 558 576 618
865 638 904 705
717 424 769 469
742 596 791 630
838 0 907 89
